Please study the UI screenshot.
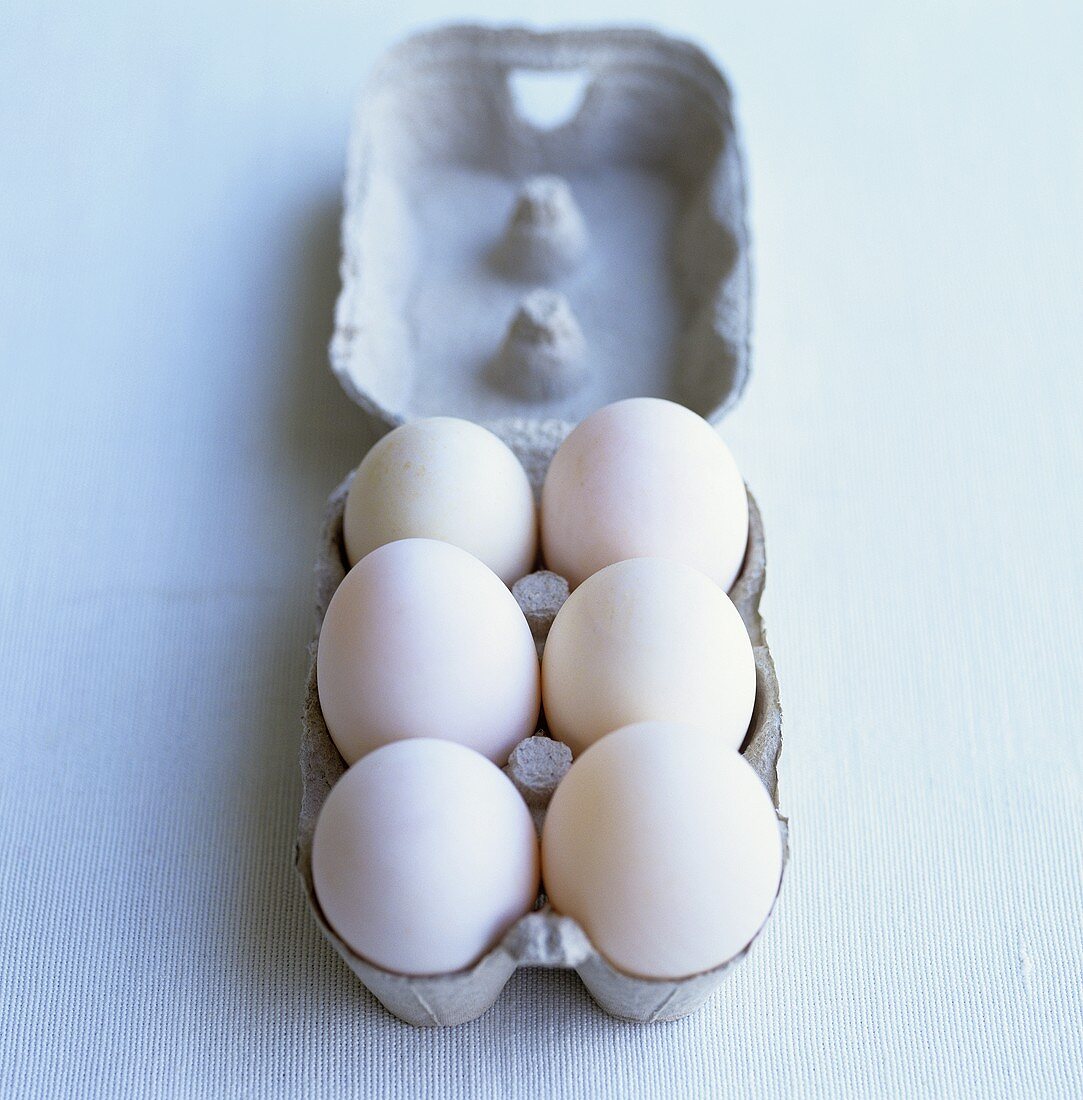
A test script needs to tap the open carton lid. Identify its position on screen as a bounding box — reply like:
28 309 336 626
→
330 24 752 432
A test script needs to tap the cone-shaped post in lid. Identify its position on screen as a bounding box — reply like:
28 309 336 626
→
491 289 588 401
496 175 589 280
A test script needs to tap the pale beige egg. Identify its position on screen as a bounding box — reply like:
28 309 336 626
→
542 557 755 756
541 721 782 980
540 397 748 590
344 417 537 586
317 538 540 766
313 739 540 975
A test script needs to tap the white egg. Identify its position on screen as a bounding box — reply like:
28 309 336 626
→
542 721 782 980
344 417 537 585
317 538 540 766
540 397 749 590
313 739 540 975
542 557 755 756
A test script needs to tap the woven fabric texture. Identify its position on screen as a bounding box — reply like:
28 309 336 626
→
1 2 1080 1097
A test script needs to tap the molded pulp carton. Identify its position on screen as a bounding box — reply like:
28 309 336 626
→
295 24 786 1026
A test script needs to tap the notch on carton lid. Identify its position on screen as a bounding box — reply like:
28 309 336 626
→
331 25 752 431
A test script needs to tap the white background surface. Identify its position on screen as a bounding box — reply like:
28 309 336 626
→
1 1 1081 1097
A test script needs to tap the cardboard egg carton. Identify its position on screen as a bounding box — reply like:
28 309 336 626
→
295 24 786 1025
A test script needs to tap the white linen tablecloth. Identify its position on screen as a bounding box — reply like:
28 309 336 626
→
1 2 1080 1096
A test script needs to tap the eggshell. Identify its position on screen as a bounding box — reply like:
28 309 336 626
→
313 739 540 976
540 397 749 590
542 557 755 756
343 417 538 585
541 721 783 980
316 538 540 766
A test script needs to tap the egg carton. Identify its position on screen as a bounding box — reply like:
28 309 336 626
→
295 24 786 1025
